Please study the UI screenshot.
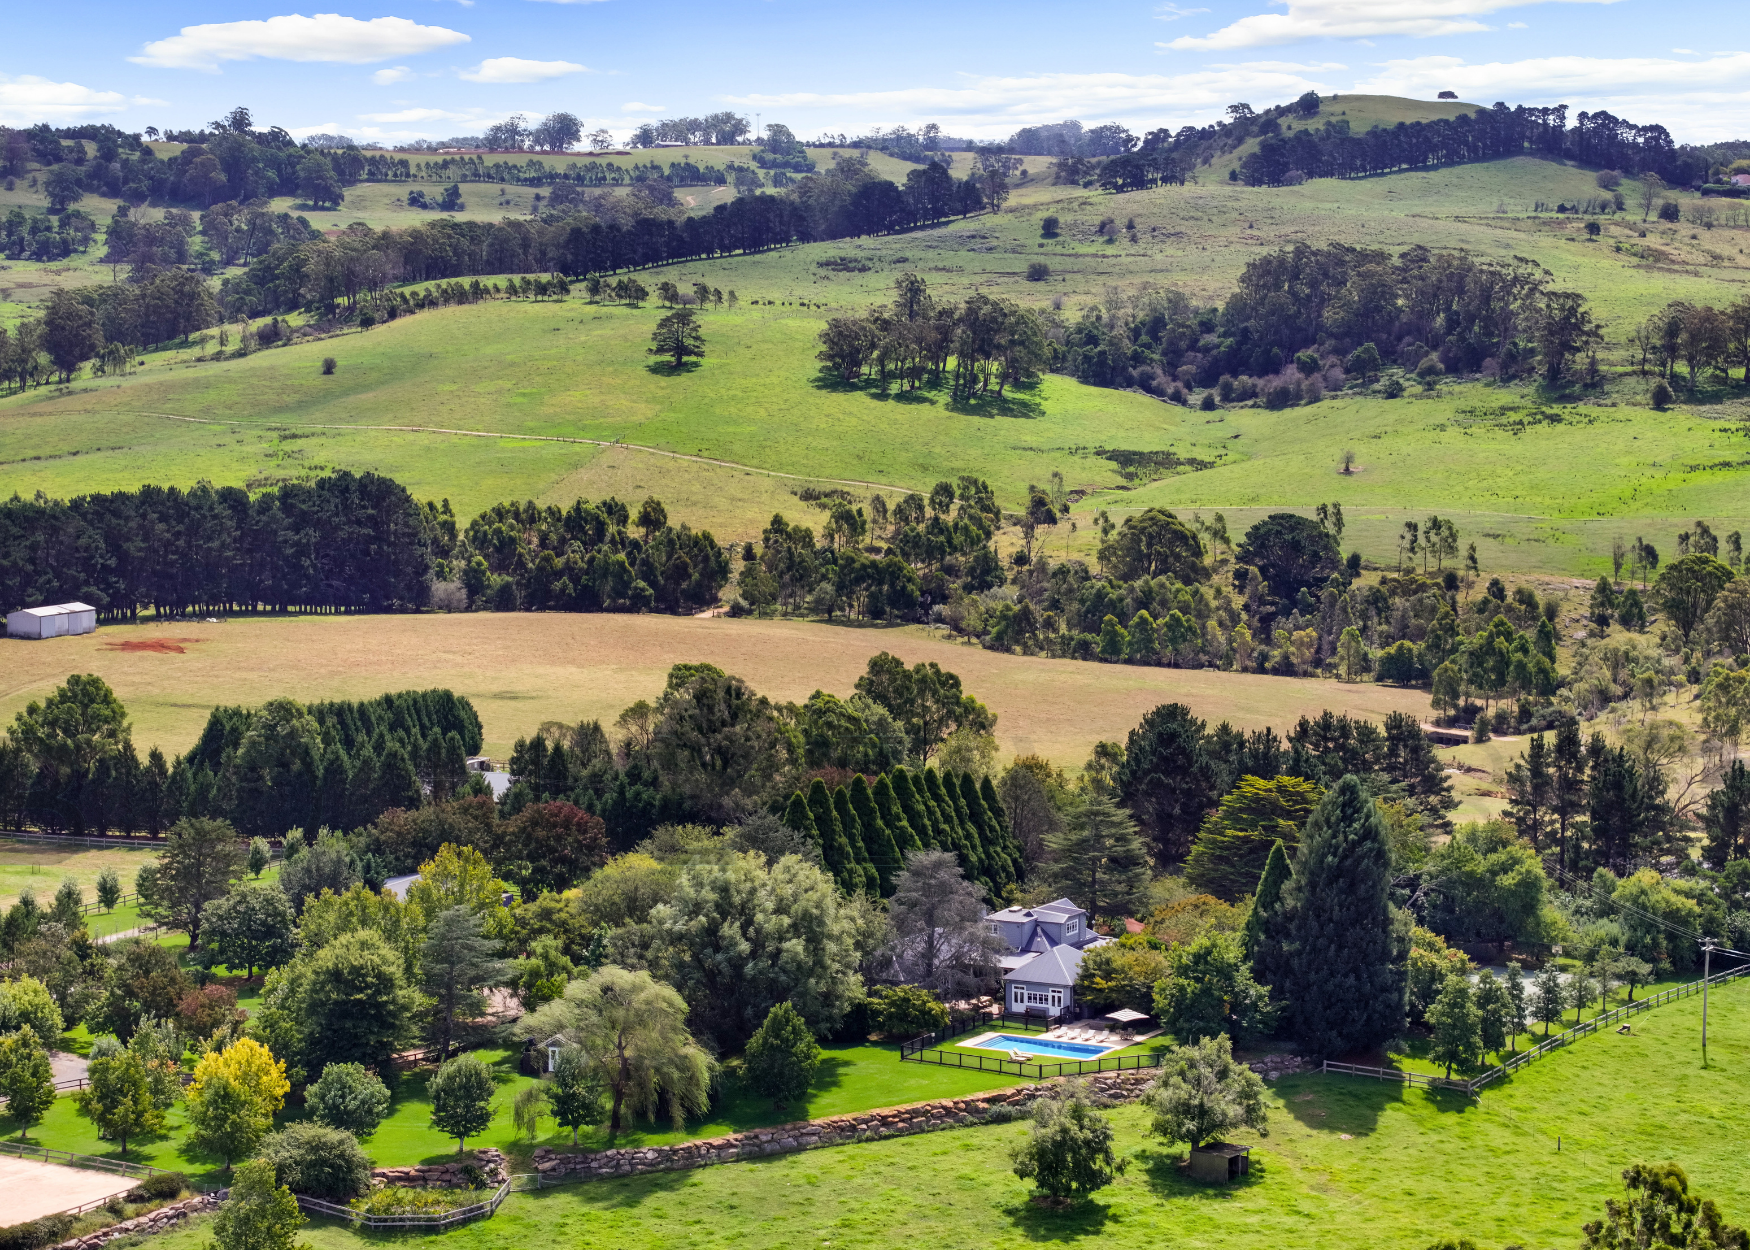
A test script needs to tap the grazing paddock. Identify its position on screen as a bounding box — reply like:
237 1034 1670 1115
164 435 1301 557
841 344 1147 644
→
0 838 161 909
0 614 1429 765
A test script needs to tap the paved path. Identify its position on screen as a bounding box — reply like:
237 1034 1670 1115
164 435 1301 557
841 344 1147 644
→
0 1156 135 1225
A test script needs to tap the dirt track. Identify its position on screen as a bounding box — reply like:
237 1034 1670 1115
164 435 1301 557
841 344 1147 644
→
0 1155 136 1225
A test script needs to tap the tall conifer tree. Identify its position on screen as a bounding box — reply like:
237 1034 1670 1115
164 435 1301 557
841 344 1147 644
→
890 769 936 850
1242 839 1292 994
872 774 919 854
849 775 901 895
806 779 858 893
1278 776 1408 1058
781 790 822 855
833 785 880 894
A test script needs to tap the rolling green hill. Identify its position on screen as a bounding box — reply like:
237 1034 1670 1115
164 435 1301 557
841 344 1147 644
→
4 97 1748 575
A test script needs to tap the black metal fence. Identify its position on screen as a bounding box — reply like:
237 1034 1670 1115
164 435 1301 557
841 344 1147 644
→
899 1011 1167 1080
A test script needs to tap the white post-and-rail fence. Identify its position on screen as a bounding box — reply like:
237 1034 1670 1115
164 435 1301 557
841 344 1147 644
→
1322 960 1750 1098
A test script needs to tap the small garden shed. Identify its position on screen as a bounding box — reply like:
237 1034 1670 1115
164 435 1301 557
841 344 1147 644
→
1188 1142 1252 1183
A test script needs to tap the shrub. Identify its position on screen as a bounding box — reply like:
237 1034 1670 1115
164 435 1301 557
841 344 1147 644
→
866 984 949 1037
742 1001 820 1108
1040 215 1059 237
1651 380 1673 409
1380 375 1406 399
1010 1080 1126 1206
305 1062 392 1138
138 1172 189 1201
321 357 336 375
1026 261 1050 281
0 1214 76 1250
1658 200 1681 222
258 1122 373 1201
1199 391 1218 411
1595 169 1622 190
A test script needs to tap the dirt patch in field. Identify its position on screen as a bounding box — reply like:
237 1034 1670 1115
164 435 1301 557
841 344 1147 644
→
101 637 205 654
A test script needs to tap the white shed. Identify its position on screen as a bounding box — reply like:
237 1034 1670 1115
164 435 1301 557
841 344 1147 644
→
5 602 97 639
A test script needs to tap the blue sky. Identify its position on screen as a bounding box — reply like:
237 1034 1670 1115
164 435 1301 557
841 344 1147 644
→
2 0 1747 145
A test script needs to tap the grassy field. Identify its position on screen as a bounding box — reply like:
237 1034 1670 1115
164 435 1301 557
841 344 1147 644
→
3 293 1745 571
6 109 1749 576
0 614 1429 762
0 836 161 908
126 976 1750 1250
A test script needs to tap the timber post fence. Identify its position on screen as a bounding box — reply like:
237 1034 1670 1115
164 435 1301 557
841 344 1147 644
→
1322 959 1750 1098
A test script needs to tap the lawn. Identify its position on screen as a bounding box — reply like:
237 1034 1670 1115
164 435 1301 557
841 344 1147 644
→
133 976 1750 1250
0 1035 1026 1184
0 613 1431 764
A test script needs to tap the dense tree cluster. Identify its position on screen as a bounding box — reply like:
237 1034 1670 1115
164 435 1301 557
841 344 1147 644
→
1056 243 1604 400
0 472 433 620
433 494 731 615
816 275 1049 400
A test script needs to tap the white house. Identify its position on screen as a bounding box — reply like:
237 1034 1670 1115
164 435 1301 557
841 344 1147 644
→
986 898 1108 1017
5 602 98 639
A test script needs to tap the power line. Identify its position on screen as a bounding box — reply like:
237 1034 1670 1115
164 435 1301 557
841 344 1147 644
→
1550 864 1750 960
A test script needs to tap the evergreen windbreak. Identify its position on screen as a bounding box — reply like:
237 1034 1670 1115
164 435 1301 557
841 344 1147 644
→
779 766 1022 899
0 474 732 620
0 472 432 619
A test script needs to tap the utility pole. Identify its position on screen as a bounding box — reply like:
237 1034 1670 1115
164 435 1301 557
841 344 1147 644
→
1702 939 1716 1067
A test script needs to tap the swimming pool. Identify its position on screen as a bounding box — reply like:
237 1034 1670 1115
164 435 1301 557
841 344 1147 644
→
969 1034 1116 1060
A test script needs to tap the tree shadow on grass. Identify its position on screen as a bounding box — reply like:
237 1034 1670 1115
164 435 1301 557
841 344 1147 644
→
1276 1070 1475 1139
643 360 704 377
945 388 1045 420
1000 1193 1117 1241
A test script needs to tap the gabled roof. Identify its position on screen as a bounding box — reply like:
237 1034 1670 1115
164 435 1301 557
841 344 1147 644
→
1003 942 1088 988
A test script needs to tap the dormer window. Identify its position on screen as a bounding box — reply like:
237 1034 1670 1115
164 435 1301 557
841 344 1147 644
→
1066 918 1079 936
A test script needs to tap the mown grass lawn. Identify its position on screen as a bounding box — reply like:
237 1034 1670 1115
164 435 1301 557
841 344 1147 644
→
131 977 1750 1250
1 1034 1026 1183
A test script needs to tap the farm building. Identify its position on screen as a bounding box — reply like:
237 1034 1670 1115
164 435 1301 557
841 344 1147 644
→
5 602 98 639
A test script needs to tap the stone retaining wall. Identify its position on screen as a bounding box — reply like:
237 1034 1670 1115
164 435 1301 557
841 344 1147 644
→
370 1148 507 1190
532 1070 1157 1183
48 1193 224 1250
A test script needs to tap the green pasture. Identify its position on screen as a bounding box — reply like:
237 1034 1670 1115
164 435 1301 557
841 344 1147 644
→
132 976 1750 1250
4 291 1745 572
0 836 162 909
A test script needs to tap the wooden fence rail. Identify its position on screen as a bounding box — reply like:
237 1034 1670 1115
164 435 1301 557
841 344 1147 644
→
0 1138 172 1181
1323 960 1750 1099
294 1179 512 1229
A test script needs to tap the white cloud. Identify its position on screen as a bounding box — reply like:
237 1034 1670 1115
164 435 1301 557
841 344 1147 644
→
373 66 416 84
730 65 1341 137
1167 0 1626 51
620 100 665 112
132 14 469 72
1355 50 1750 97
458 56 587 83
1154 3 1210 20
356 106 482 123
1507 20 1527 27
0 74 128 124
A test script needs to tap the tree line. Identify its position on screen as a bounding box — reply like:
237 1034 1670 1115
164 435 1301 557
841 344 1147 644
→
0 472 745 623
0 677 483 840
0 472 433 620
